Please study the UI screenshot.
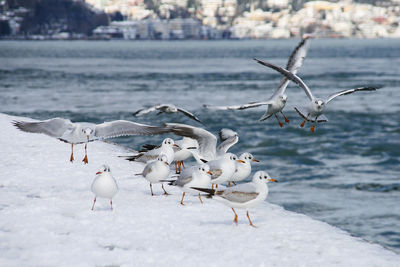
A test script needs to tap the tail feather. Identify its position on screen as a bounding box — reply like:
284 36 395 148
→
159 179 177 185
191 187 215 198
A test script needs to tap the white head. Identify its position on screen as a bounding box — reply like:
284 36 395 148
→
96 164 111 175
197 164 212 175
165 105 178 113
252 171 277 184
157 153 169 165
82 127 94 141
313 99 325 111
162 138 179 148
239 152 259 163
280 94 288 103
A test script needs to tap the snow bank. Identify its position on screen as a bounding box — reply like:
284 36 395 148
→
0 113 398 266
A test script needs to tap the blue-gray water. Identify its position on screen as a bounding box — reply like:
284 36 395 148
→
1 39 399 253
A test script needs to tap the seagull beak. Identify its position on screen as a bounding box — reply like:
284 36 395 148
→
86 135 90 141
173 144 180 148
252 158 260 162
269 178 278 182
164 162 169 165
237 160 245 163
207 171 213 175
96 171 102 175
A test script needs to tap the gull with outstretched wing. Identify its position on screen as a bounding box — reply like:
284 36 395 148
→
133 104 202 124
162 123 239 162
13 118 167 163
253 58 382 132
204 35 312 127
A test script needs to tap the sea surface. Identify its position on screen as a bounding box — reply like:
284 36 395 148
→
1 39 399 253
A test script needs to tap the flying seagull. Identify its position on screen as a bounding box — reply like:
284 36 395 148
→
192 171 277 227
13 118 167 163
133 104 202 124
253 58 382 132
204 35 312 127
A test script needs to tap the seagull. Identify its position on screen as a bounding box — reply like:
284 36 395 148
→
228 152 259 187
135 153 171 196
13 118 167 164
204 35 312 127
253 58 382 132
162 123 239 162
192 171 277 227
168 163 212 205
207 153 244 189
133 104 202 123
139 137 199 174
124 138 178 164
91 165 119 211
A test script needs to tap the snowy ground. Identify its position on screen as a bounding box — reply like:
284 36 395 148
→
0 113 399 267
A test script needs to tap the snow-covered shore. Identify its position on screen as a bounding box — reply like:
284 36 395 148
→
0 113 399 266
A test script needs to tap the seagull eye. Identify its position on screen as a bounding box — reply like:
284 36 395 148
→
264 175 267 179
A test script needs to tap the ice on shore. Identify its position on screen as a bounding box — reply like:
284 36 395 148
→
0 113 399 266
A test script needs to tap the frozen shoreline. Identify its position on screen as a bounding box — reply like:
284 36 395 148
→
0 113 398 266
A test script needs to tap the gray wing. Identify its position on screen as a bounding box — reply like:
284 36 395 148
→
176 108 202 123
142 164 153 176
219 191 259 203
94 120 167 139
203 101 272 111
132 105 160 116
175 176 193 187
254 58 314 101
163 123 217 161
325 86 380 104
217 129 238 155
286 35 312 74
12 118 73 138
273 35 312 97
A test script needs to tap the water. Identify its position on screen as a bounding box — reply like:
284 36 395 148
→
1 39 399 252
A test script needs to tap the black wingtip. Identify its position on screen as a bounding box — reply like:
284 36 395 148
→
191 187 215 197
200 159 208 163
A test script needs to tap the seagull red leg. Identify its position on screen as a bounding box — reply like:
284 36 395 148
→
180 192 185 205
275 114 283 127
82 143 88 164
70 143 74 163
91 197 96 210
310 116 318 133
110 200 113 210
150 183 154 196
162 184 169 195
232 208 238 225
300 113 310 128
281 111 290 123
247 211 257 228
198 193 203 204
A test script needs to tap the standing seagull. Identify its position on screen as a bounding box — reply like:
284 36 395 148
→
162 123 239 162
204 35 312 127
253 58 381 132
13 118 167 163
168 163 212 205
124 138 178 164
207 153 244 189
228 152 259 186
139 137 199 174
192 171 277 227
135 153 171 196
133 104 202 124
91 165 119 211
